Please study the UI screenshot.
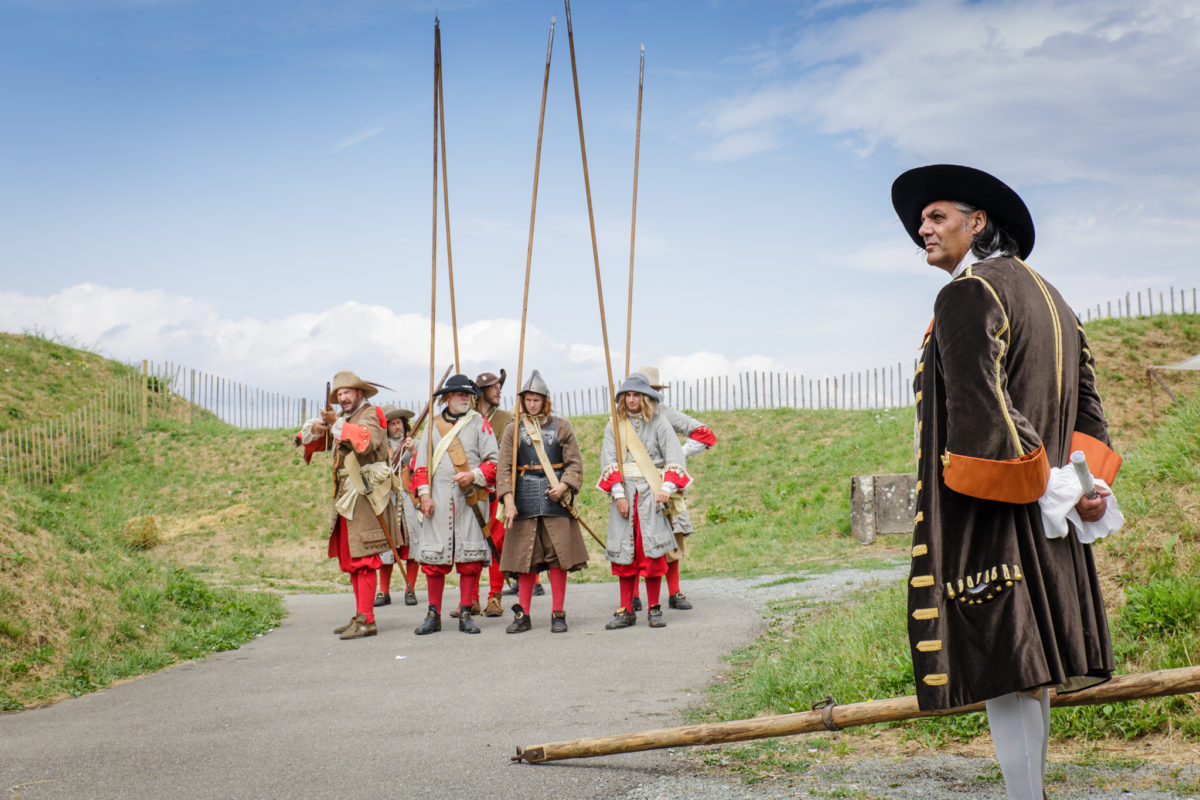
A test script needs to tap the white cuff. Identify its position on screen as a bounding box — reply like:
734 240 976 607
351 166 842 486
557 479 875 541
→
662 481 678 495
416 485 430 497
610 483 626 499
682 439 707 457
1038 466 1124 543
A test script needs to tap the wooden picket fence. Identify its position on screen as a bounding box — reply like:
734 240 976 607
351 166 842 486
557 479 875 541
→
3 284 1195 488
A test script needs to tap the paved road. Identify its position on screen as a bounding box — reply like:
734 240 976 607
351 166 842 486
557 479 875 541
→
1 582 767 800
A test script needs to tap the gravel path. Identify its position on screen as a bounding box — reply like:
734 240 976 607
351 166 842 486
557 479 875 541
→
612 567 1200 800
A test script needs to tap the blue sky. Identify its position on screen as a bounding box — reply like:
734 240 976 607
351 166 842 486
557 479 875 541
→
3 0 1198 402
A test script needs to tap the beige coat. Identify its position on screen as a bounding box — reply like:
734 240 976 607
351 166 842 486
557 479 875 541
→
325 402 393 560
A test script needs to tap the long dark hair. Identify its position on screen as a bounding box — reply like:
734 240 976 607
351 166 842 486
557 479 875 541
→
954 202 1020 259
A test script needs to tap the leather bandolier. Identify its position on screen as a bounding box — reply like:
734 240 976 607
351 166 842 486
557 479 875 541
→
514 417 570 520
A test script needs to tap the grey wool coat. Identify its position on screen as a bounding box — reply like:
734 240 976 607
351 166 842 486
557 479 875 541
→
413 410 498 566
599 413 690 565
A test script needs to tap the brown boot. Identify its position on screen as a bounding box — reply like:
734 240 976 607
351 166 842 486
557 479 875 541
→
340 618 378 639
484 595 504 617
448 601 481 619
333 613 365 635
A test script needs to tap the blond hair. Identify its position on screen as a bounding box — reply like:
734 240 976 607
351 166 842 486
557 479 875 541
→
615 392 656 422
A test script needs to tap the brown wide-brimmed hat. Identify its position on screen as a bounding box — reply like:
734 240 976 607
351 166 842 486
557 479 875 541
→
328 370 390 403
381 404 414 422
475 369 506 389
891 164 1035 260
637 365 666 390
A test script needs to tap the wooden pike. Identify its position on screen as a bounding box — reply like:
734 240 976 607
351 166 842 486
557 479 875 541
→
436 19 461 372
624 44 644 377
428 15 441 469
512 14 556 494
512 666 1200 763
563 0 623 471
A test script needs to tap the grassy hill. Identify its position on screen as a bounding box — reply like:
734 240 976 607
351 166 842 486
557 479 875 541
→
1 316 1198 729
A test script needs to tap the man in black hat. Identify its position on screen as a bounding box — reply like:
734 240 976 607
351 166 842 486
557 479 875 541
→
893 165 1124 800
410 374 499 635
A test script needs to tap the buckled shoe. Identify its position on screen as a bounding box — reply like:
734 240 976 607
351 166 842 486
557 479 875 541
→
647 604 666 628
414 605 441 635
668 592 692 610
458 606 481 634
334 613 365 635
506 604 532 634
550 610 568 633
604 608 636 630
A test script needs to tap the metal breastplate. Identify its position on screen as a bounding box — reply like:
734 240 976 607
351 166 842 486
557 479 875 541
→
514 417 568 519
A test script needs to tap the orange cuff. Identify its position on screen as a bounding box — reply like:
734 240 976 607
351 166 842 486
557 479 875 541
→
1070 431 1122 485
942 444 1050 504
340 422 371 453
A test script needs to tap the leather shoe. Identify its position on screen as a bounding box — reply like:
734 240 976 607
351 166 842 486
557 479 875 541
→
334 614 364 635
604 608 636 630
502 581 519 596
373 592 391 607
484 595 504 617
340 619 378 639
550 610 567 633
404 588 418 606
458 607 481 634
506 604 532 634
668 592 692 610
648 604 666 628
632 597 643 612
414 605 441 635
532 582 545 597
448 601 481 619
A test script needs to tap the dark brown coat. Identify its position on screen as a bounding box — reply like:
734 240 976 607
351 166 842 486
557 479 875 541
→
909 256 1118 710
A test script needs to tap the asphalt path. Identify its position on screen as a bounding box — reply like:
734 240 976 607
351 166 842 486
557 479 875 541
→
1 582 767 800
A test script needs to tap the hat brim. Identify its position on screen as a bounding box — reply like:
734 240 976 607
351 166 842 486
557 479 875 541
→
385 409 414 421
891 165 1034 260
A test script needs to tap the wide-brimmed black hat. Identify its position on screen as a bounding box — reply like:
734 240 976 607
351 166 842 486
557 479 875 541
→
891 164 1035 260
433 374 480 398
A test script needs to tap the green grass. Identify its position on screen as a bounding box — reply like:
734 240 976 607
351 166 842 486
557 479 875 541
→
2 316 1200 740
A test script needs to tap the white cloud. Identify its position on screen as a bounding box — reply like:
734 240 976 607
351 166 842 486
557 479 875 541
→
0 284 820 403
332 125 384 151
701 0 1200 188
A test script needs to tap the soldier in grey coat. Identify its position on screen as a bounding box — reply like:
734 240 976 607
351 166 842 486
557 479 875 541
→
636 365 719 612
410 374 499 635
597 373 692 630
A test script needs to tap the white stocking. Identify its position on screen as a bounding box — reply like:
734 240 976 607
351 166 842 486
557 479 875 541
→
985 689 1050 800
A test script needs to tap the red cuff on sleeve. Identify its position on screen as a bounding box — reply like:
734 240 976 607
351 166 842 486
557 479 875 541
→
339 423 371 453
1070 431 1122 485
295 431 327 465
411 467 429 489
942 443 1050 504
479 460 497 484
664 468 691 490
597 468 624 493
375 406 388 428
689 426 717 446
